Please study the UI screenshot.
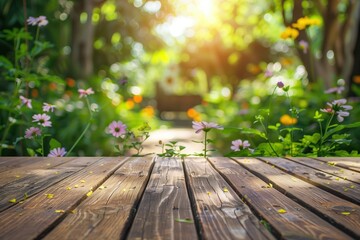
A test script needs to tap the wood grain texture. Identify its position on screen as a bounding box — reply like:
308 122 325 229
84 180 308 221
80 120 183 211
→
0 157 74 177
316 157 360 173
0 157 101 212
209 157 352 240
185 157 275 240
0 157 76 188
44 156 154 240
0 157 128 240
233 157 360 238
286 157 360 184
126 157 198 240
260 157 360 205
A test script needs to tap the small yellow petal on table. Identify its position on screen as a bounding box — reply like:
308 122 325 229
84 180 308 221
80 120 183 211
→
9 198 17 203
45 194 54 199
277 209 287 214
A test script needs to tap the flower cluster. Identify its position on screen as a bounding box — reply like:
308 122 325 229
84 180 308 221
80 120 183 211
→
320 99 353 122
27 16 48 27
292 16 321 30
280 16 320 40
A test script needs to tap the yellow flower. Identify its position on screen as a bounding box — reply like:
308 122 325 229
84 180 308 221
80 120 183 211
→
292 16 321 30
280 114 298 125
280 27 299 39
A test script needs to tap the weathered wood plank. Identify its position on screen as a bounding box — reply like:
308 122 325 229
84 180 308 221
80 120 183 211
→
126 157 198 240
0 157 128 240
260 157 360 205
0 157 77 188
209 157 352 240
286 157 360 184
233 157 360 238
316 157 360 173
43 157 154 240
0 157 102 212
0 157 71 174
184 157 275 240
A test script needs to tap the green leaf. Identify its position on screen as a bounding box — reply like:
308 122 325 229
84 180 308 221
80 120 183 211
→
323 122 360 140
241 128 267 139
49 138 62 150
280 127 303 133
27 148 36 156
175 218 194 223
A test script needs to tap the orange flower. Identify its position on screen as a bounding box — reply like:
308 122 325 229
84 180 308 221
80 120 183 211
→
126 99 135 109
31 89 39 98
187 108 201 121
141 106 155 117
353 75 360 84
49 83 57 91
133 95 143 103
280 114 298 126
66 78 76 88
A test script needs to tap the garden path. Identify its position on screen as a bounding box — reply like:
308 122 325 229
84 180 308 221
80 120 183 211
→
142 126 205 155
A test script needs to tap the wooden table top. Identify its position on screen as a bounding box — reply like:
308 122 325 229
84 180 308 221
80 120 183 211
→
0 156 359 240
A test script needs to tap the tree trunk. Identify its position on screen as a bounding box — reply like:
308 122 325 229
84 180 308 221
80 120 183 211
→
349 4 360 96
70 0 95 80
281 0 360 89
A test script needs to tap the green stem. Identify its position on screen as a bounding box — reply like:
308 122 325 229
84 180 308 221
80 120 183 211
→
260 118 279 157
286 92 295 156
0 68 23 156
204 131 208 158
66 97 93 156
318 113 334 156
35 26 40 43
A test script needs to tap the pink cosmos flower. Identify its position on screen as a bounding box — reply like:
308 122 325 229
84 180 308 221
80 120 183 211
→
192 121 224 133
325 86 345 95
48 147 67 157
24 127 42 139
320 98 353 122
26 16 48 27
32 113 52 127
27 16 38 26
37 16 48 27
107 121 127 138
43 103 56 112
231 139 251 151
78 88 94 98
20 96 32 109
299 40 309 54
